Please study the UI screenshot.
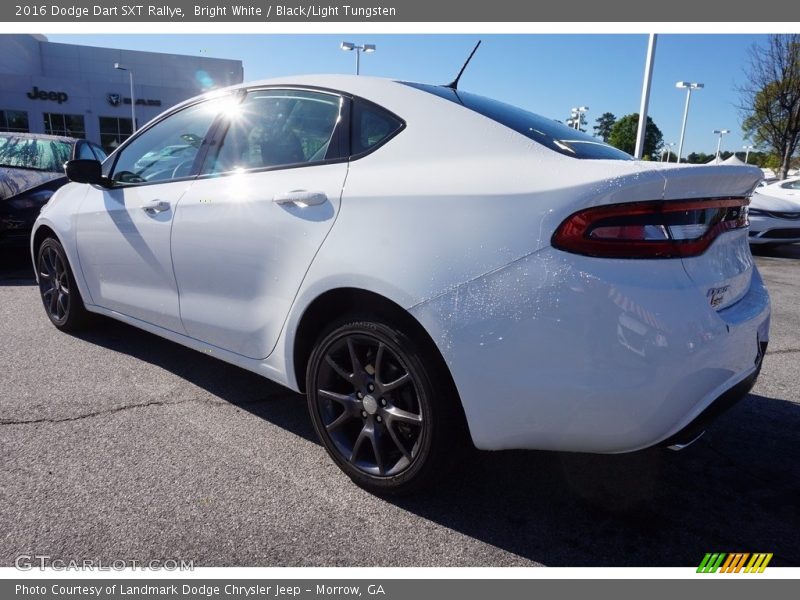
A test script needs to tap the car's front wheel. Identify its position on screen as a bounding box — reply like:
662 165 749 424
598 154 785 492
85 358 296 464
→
306 317 464 495
37 237 91 331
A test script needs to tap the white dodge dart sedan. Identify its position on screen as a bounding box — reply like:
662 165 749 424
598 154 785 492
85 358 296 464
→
31 75 770 494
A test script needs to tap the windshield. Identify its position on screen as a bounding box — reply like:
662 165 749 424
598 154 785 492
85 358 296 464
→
0 135 72 172
402 82 632 161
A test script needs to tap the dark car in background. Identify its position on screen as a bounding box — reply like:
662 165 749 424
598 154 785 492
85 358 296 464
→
0 132 106 247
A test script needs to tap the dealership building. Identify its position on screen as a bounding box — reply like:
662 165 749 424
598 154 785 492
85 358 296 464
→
0 35 243 152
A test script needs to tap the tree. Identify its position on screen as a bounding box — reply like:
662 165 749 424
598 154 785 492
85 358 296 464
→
738 35 800 179
661 150 678 163
593 112 616 142
686 152 712 164
607 113 663 157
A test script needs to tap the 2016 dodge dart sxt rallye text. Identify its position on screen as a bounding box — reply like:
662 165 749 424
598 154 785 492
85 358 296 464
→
32 75 770 494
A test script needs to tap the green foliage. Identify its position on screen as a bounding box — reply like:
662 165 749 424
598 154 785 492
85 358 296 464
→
608 113 663 157
686 152 712 164
738 34 800 178
593 112 616 142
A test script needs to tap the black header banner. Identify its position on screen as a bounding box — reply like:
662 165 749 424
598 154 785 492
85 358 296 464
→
3 0 800 22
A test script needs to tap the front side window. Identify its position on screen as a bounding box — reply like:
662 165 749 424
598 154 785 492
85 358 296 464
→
203 89 343 175
0 110 29 133
110 97 230 185
44 113 86 138
0 134 71 172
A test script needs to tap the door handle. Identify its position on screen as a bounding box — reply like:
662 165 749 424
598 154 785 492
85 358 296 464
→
272 190 327 207
143 199 170 213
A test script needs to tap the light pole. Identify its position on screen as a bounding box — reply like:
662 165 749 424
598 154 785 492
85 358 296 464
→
570 106 589 130
114 63 136 132
743 145 755 164
340 42 376 75
675 81 704 163
634 33 657 159
666 142 676 162
713 129 730 159
661 142 676 162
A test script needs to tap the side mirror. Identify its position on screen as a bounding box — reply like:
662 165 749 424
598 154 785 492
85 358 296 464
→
64 159 103 185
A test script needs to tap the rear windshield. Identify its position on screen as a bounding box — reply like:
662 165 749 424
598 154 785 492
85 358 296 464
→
402 82 631 161
0 135 72 172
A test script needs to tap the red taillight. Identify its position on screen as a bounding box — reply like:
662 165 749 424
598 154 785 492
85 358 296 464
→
552 198 749 259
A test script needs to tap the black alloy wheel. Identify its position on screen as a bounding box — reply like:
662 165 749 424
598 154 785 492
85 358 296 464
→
307 318 464 495
37 238 91 331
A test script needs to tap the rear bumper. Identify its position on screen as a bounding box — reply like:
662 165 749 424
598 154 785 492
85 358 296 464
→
659 340 766 448
411 246 771 453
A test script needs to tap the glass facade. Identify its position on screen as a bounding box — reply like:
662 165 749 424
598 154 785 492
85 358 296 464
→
99 116 133 154
0 110 30 133
43 113 86 138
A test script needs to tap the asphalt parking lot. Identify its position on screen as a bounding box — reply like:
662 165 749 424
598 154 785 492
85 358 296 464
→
1 245 798 567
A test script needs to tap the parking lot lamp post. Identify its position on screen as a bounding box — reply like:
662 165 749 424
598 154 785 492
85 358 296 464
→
340 42 376 75
743 145 755 164
114 63 136 132
714 129 730 159
662 142 676 162
571 106 589 131
675 81 704 163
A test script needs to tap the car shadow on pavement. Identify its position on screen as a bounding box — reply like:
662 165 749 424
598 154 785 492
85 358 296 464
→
389 391 800 567
67 315 800 567
72 319 320 445
7 249 798 567
751 243 800 259
0 247 35 286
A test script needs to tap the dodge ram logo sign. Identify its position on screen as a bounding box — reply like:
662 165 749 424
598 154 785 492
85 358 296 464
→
106 93 162 107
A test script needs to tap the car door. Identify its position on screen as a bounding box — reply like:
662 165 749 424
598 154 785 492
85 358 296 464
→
170 88 349 359
75 96 229 331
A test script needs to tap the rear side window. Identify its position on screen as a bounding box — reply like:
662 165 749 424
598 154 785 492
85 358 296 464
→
402 82 631 161
351 100 404 156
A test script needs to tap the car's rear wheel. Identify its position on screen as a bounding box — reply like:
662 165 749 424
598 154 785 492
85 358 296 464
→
37 237 91 331
306 317 463 495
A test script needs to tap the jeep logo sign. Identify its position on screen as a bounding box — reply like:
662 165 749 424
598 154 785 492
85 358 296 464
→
26 86 68 104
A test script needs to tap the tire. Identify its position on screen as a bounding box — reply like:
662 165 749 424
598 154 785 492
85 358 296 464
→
36 237 92 332
306 316 465 495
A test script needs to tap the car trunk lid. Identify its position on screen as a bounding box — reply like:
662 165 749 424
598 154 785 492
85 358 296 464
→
659 164 762 311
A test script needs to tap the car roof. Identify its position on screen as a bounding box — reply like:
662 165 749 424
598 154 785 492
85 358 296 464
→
0 131 84 144
168 75 420 117
221 74 401 94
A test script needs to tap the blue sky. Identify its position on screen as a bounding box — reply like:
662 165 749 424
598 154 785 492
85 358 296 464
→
48 33 767 156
